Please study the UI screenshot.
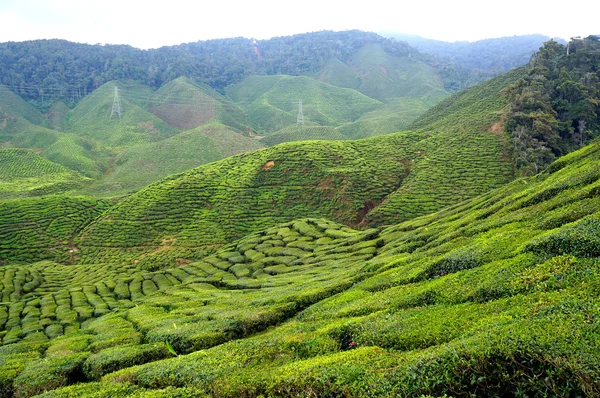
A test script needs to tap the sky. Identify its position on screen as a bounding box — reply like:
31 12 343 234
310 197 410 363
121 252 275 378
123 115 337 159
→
0 0 598 49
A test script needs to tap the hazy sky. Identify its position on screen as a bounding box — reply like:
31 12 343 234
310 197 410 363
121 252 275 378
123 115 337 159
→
0 0 598 49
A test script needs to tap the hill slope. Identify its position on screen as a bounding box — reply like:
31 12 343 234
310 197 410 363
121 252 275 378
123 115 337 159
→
65 81 178 148
318 43 449 103
146 77 248 132
0 149 90 199
226 75 382 134
87 122 265 195
0 84 45 125
1 137 600 396
364 67 527 224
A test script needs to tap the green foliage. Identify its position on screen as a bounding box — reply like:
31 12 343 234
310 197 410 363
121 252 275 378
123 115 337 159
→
226 75 381 134
0 149 90 199
260 125 348 146
0 196 111 264
64 81 178 148
336 98 431 139
2 138 600 396
85 122 264 196
504 36 600 174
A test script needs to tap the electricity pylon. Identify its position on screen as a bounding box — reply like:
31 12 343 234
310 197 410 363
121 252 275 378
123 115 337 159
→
297 99 304 125
110 86 122 120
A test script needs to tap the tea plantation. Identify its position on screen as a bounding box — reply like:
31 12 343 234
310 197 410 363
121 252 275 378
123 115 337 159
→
0 149 90 200
0 135 599 396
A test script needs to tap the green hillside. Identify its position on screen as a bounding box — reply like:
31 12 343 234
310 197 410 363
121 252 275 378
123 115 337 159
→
65 81 178 148
1 138 600 396
0 149 90 199
316 43 450 104
260 125 348 146
226 75 382 134
336 98 431 139
0 85 45 125
364 67 528 224
87 122 265 196
0 196 112 265
147 77 247 132
0 116 110 179
75 136 417 266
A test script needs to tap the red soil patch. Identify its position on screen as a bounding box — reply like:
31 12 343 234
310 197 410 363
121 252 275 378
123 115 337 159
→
490 120 505 136
262 161 275 170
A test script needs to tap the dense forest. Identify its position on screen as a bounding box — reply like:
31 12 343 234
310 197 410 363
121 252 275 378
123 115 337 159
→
386 33 559 77
0 30 465 110
504 35 600 174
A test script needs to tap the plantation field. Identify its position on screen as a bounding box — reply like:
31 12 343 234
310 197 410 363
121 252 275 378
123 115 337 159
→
75 135 418 267
316 43 450 103
0 149 90 199
225 75 382 134
336 97 431 139
0 195 112 265
64 81 179 148
86 122 265 196
146 77 248 133
0 137 599 396
260 125 348 146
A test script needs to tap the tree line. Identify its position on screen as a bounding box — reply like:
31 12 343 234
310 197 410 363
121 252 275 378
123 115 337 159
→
504 36 600 175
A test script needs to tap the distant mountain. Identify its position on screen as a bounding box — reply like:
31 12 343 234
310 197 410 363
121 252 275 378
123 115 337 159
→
381 32 563 79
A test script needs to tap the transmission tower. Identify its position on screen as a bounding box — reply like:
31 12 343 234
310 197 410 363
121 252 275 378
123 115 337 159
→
296 99 304 125
110 86 122 120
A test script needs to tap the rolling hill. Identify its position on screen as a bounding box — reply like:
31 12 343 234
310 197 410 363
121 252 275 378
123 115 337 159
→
0 149 90 199
259 125 348 146
64 81 179 148
0 133 599 396
87 122 265 196
70 65 524 267
226 75 382 134
318 43 450 103
146 77 248 132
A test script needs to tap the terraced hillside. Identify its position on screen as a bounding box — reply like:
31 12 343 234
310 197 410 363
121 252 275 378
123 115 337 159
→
0 149 90 199
65 81 178 148
260 125 347 146
336 98 431 139
0 84 45 126
0 195 112 265
146 77 247 132
1 138 600 396
71 67 525 266
87 122 265 196
75 136 418 266
226 75 382 134
364 67 527 224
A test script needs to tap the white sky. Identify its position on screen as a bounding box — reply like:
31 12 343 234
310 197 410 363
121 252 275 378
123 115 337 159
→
0 0 598 49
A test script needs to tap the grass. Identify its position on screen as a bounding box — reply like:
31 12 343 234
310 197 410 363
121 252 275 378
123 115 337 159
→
0 149 90 199
1 137 600 396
